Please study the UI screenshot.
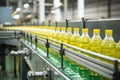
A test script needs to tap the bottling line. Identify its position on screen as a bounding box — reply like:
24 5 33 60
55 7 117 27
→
0 18 120 80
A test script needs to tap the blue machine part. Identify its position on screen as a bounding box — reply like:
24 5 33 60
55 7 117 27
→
0 7 12 23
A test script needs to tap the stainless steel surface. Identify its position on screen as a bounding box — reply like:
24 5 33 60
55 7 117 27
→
63 42 120 62
21 39 71 80
66 51 113 79
0 31 21 34
87 18 120 22
65 48 114 70
2 30 118 79
27 71 44 78
24 57 34 71
29 33 120 79
0 31 21 39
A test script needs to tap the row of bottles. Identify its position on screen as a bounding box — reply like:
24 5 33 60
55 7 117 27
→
36 26 120 59
49 27 119 59
4 26 120 59
4 26 119 80
63 28 120 59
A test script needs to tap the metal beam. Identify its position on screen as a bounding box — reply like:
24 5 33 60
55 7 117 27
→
53 0 61 21
77 0 85 19
45 3 53 6
64 0 68 19
39 0 45 23
108 0 111 18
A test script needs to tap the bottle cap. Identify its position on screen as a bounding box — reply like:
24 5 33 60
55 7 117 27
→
74 28 79 32
61 27 66 31
52 27 55 29
93 29 100 33
82 28 88 32
67 28 72 31
56 27 60 30
105 30 112 34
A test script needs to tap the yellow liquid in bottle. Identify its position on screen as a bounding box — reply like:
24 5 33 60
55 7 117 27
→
58 27 66 42
54 27 60 40
45 26 50 38
51 27 56 39
70 28 81 47
101 30 116 58
48 27 55 39
79 28 90 50
43 26 49 38
64 28 72 44
116 41 120 59
89 29 102 53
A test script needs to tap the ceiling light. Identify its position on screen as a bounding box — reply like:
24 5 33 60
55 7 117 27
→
51 10 55 14
59 2 63 6
24 3 30 8
16 8 21 12
13 15 20 19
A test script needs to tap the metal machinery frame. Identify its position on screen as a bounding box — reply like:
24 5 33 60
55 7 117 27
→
0 18 120 80
46 18 120 42
0 31 21 78
21 30 120 80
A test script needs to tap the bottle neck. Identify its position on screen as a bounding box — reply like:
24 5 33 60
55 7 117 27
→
104 34 114 41
82 32 89 37
56 29 60 33
119 41 120 44
61 30 65 33
92 33 101 39
106 34 112 37
67 30 72 34
52 29 55 33
74 31 79 35
93 33 100 37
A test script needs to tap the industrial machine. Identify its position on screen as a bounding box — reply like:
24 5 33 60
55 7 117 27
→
0 18 120 80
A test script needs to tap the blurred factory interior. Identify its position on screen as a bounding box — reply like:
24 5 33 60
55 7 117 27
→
0 0 120 25
0 0 120 80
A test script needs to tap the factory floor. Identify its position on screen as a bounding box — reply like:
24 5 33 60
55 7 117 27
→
1 55 20 80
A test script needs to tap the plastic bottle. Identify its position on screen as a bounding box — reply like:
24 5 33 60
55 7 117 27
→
116 41 120 59
40 27 46 37
45 26 50 38
89 29 102 53
70 28 81 47
100 30 116 57
58 27 66 42
43 26 49 38
53 27 60 40
63 27 72 44
47 27 52 38
48 27 55 39
79 28 90 50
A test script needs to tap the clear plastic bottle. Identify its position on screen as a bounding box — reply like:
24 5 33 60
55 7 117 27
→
100 30 116 57
70 28 81 47
54 27 60 40
116 40 120 59
45 26 50 38
47 27 52 38
79 28 90 50
44 26 49 38
89 29 102 53
63 27 72 44
49 27 56 39
58 27 66 42
52 27 57 40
